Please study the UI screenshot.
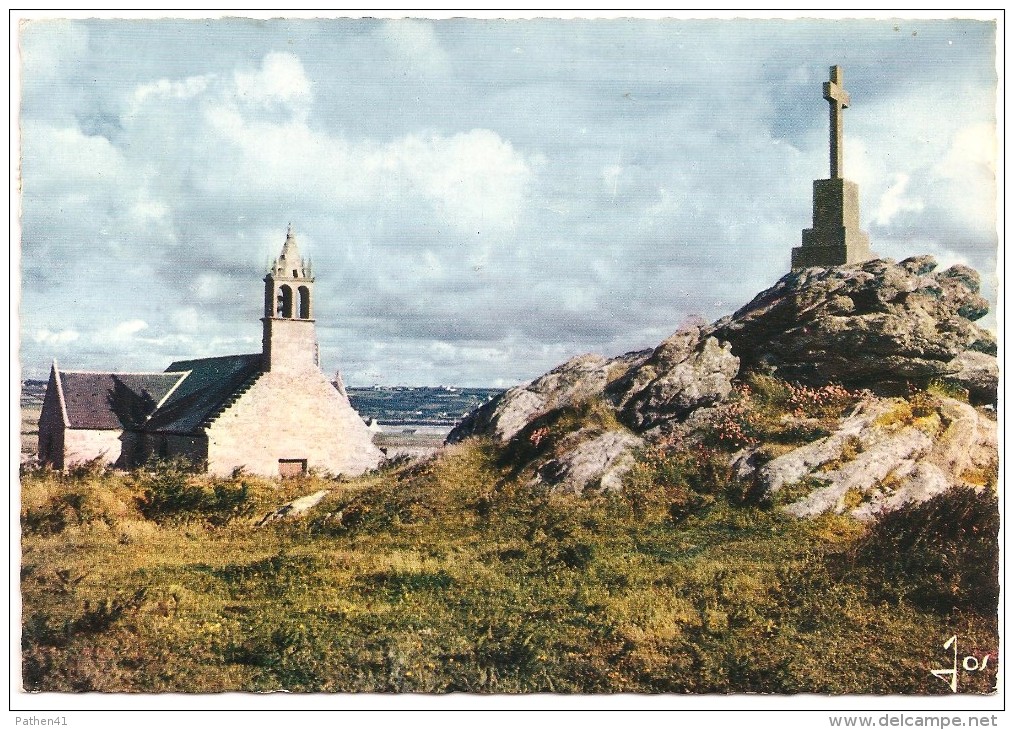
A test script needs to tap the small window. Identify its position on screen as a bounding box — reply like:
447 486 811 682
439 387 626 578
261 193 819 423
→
279 458 307 477
292 269 298 277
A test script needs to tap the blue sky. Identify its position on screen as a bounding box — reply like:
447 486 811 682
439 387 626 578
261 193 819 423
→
17 15 998 386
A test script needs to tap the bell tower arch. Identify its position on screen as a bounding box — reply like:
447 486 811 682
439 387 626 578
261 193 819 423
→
262 225 319 372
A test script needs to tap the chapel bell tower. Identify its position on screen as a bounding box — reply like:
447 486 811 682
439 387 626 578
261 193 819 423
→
262 225 319 373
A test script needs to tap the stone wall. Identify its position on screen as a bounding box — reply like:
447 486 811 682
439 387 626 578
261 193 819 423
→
63 429 123 468
123 432 208 469
205 368 383 477
119 431 144 468
166 434 208 465
263 318 318 373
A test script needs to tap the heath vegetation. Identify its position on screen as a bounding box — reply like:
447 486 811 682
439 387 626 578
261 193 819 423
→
20 378 998 694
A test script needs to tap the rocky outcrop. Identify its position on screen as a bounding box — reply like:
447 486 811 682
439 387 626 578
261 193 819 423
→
738 399 898 495
447 350 649 444
782 426 935 518
608 326 740 430
705 256 996 395
531 429 643 495
734 396 997 521
448 327 740 446
943 350 999 405
452 256 995 450
448 256 996 515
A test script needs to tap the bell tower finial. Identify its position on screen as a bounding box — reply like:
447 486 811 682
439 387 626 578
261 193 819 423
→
262 225 318 372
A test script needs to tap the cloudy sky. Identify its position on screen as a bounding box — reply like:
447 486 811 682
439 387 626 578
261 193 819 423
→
17 15 998 386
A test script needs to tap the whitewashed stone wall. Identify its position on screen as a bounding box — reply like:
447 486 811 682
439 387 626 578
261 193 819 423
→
205 369 382 477
63 429 123 468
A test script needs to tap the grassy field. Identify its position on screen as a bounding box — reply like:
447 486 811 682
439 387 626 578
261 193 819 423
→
21 405 41 457
20 427 999 694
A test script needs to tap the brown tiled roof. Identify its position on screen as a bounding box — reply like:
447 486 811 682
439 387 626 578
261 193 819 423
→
143 354 263 434
57 371 187 430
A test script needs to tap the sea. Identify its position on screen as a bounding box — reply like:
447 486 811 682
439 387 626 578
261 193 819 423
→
19 380 504 461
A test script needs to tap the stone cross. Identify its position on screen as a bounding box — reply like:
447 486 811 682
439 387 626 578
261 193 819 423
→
792 62 873 270
823 65 850 179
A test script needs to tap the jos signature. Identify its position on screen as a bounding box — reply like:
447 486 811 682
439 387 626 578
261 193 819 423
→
930 635 992 693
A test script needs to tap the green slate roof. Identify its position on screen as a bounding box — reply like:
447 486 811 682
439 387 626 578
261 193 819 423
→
143 354 263 434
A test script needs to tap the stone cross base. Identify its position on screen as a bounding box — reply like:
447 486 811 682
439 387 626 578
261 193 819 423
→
791 239 871 268
792 178 873 269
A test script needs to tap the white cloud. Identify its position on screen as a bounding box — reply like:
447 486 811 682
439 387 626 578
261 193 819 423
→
602 164 623 198
170 307 202 333
22 124 128 189
842 137 874 191
234 52 312 110
128 199 169 223
932 123 997 231
387 130 532 231
33 328 79 346
110 319 148 339
203 97 534 232
938 123 996 178
193 274 229 301
874 173 924 226
132 74 213 107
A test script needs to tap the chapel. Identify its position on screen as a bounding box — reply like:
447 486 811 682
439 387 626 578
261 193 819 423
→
37 228 383 477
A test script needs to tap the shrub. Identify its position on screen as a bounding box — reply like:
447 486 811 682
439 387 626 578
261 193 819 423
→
73 589 149 635
67 456 109 480
702 401 758 449
839 435 863 461
21 469 139 535
366 569 455 600
668 490 715 523
961 457 999 488
786 382 860 420
713 376 860 450
314 441 499 536
874 392 944 436
22 496 76 536
743 375 864 421
744 373 794 410
135 459 251 523
927 379 970 402
908 390 938 418
317 479 434 534
557 541 596 570
498 397 624 474
853 487 999 614
626 442 728 522
769 477 825 507
841 487 866 510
